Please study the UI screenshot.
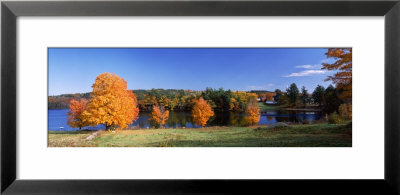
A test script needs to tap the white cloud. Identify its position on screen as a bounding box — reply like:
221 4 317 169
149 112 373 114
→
296 64 321 69
297 57 335 69
283 70 326 77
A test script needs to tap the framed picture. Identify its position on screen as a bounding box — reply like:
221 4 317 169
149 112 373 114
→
47 47 352 147
2 0 399 194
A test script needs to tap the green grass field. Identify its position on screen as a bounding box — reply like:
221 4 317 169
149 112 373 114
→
257 102 286 111
48 123 352 147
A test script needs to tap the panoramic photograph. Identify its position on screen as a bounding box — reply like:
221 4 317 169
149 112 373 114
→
48 48 352 147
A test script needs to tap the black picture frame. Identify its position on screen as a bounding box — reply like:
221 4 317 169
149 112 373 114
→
1 0 399 194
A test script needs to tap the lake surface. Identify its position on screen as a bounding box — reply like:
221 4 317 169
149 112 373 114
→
48 109 322 131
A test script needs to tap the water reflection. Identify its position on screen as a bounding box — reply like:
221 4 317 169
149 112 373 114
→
48 109 322 131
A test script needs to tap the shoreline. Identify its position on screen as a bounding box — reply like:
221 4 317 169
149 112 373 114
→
48 122 310 133
283 108 322 112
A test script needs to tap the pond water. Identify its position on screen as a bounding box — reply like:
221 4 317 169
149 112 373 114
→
48 109 323 131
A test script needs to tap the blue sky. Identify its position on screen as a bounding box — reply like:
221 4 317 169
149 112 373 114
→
48 48 335 95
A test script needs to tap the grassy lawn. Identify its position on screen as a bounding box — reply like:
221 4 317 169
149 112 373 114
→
257 102 286 111
48 123 352 147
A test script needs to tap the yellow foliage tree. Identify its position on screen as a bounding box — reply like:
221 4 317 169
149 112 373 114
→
247 93 258 102
159 96 170 108
67 98 90 130
230 91 258 112
338 103 352 120
150 105 170 128
82 73 139 130
233 91 249 105
169 97 179 111
192 97 214 127
229 97 240 111
245 98 260 125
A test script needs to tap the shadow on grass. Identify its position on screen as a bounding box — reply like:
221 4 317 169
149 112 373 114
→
147 133 352 147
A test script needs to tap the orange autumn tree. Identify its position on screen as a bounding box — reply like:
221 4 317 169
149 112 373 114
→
82 73 139 130
263 92 275 101
245 98 260 125
150 105 170 128
322 48 352 101
67 98 89 130
192 97 214 127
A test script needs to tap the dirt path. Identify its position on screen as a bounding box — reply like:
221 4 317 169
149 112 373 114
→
86 131 100 141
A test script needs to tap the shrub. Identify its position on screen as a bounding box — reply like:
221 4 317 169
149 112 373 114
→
245 98 261 125
150 105 169 128
328 112 343 124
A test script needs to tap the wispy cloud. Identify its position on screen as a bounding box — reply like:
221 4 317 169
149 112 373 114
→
295 64 321 69
297 58 335 69
285 60 327 77
283 70 326 77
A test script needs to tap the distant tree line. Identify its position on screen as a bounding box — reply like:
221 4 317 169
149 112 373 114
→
48 92 91 109
49 87 259 113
